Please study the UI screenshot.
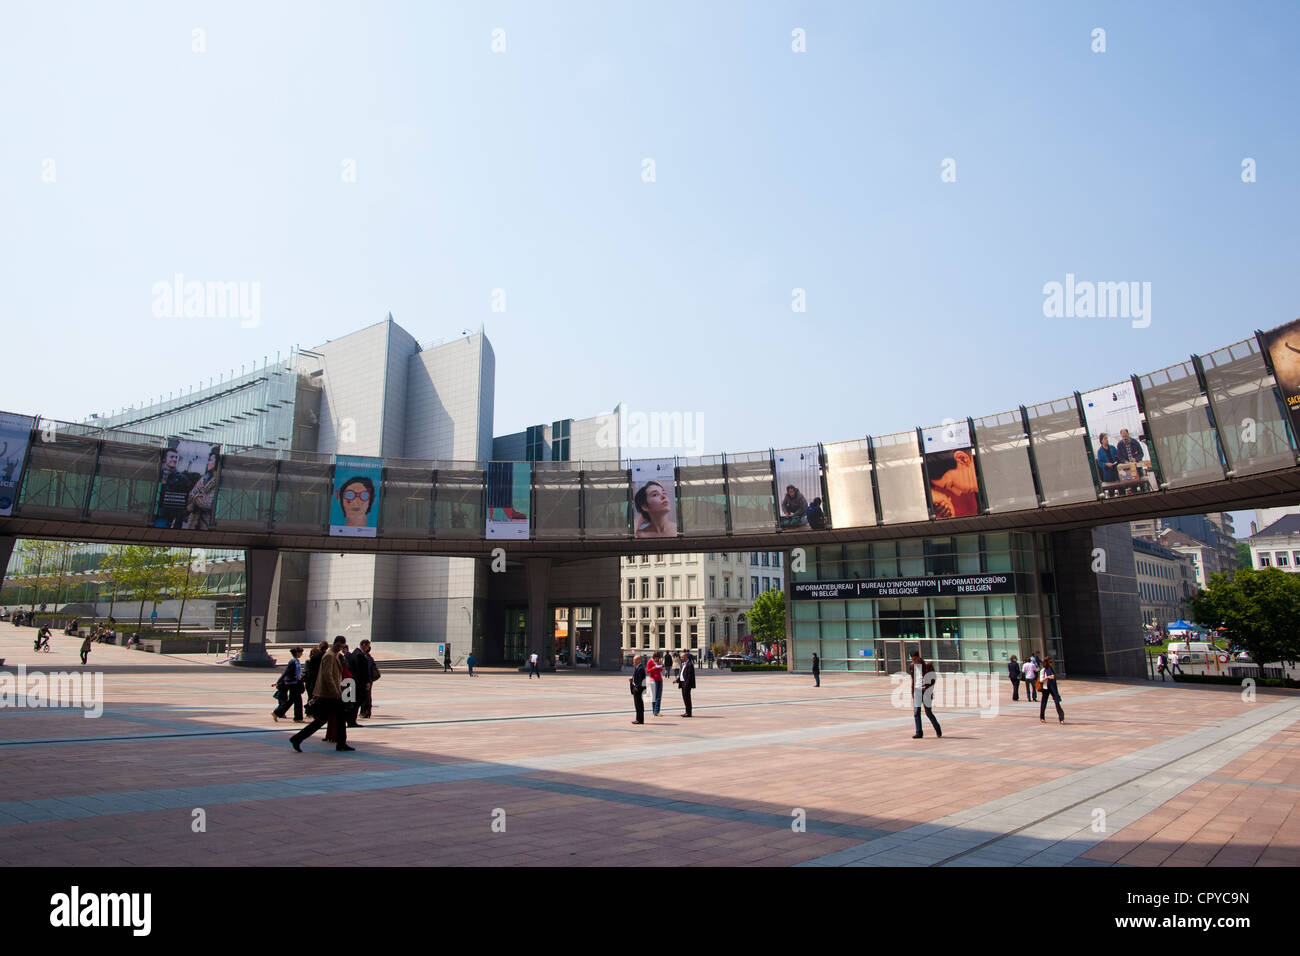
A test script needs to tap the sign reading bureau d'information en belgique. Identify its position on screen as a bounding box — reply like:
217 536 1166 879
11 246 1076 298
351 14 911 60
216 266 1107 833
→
791 574 1015 601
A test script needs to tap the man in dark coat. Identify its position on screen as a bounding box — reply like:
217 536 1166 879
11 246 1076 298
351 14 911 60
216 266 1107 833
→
630 654 646 725
272 647 306 722
675 652 696 717
1007 655 1022 702
907 652 942 739
348 639 374 727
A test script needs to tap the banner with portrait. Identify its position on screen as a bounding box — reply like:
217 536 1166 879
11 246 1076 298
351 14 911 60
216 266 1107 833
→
921 422 981 518
154 439 223 530
0 413 36 517
1080 383 1158 496
631 458 677 539
486 461 531 539
330 456 382 537
1259 318 1300 441
774 446 824 529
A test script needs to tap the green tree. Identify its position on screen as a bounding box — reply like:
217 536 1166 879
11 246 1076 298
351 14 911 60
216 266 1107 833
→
748 588 786 648
1189 567 1300 666
1235 540 1253 570
17 539 64 612
166 550 208 634
110 546 176 634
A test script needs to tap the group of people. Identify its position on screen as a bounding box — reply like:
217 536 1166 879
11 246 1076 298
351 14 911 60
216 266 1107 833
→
277 636 382 753
1094 428 1148 492
628 651 696 723
1154 649 1185 680
779 484 827 530
1006 653 1065 723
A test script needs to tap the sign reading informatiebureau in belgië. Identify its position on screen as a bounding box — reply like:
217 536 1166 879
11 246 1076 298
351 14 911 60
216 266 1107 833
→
791 573 1015 601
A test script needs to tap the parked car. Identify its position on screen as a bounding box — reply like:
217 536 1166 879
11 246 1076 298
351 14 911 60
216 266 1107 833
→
718 654 763 667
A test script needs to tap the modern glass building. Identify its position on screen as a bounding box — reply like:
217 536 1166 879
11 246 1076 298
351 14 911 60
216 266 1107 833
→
789 533 1063 674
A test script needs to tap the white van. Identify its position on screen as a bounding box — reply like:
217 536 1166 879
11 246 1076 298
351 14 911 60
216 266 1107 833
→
1166 641 1217 666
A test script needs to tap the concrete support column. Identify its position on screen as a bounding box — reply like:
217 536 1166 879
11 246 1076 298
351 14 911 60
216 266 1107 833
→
597 595 622 671
525 556 553 671
234 547 278 667
0 535 16 592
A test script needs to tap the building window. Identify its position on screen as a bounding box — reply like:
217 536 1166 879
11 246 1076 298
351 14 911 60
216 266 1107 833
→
1260 554 1271 567
723 577 731 598
709 617 717 642
640 578 649 599
751 553 759 566
752 576 760 596
773 552 781 568
724 617 731 640
763 576 770 591
689 623 698 648
709 576 716 598
688 605 697 618
673 623 682 648
723 552 729 562
737 579 744 599
772 578 781 592
671 605 681 618
761 553 770 566
640 606 649 618
656 577 665 598
1277 552 1290 567
688 575 697 598
641 624 651 648
671 576 681 598
657 624 665 648
626 579 635 599
640 555 648 564
656 606 665 618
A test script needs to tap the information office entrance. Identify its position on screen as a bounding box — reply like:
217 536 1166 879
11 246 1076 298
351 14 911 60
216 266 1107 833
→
880 639 922 675
503 608 527 666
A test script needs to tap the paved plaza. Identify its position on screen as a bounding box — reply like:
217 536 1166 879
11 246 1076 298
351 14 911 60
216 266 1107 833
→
1 631 1298 868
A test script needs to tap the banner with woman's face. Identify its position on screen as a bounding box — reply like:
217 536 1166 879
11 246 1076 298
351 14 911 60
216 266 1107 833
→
631 458 677 538
155 438 222 529
330 456 382 537
921 423 981 518
1260 317 1300 439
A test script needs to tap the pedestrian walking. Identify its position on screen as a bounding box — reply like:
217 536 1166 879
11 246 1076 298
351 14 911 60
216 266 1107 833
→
675 651 695 717
290 636 355 752
467 652 477 676
629 654 646 724
1021 656 1038 701
1038 655 1065 724
442 646 453 673
1169 648 1184 676
327 641 354 740
646 650 665 716
812 652 821 687
303 640 328 708
1008 655 1022 701
706 648 713 670
1155 652 1168 682
529 651 540 678
907 651 942 739
79 634 92 665
272 647 306 722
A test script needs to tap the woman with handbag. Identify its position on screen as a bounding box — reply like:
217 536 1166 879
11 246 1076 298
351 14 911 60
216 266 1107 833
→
629 655 646 725
646 650 665 716
1038 655 1065 724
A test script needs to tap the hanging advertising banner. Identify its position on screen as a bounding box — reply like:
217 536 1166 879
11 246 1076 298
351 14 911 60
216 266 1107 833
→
1259 317 1300 439
154 439 223 529
1080 382 1158 496
921 422 981 518
330 456 382 537
486 461 530 539
774 446 824 529
631 458 677 538
0 413 36 517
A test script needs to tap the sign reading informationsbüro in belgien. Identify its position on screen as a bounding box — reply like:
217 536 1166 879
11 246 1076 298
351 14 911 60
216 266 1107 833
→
791 573 1014 601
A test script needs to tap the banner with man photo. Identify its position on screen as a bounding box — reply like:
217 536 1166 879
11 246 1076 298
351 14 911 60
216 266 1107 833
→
154 439 223 529
486 461 531 539
774 446 825 529
1080 383 1158 497
0 413 36 517
1259 317 1300 440
921 422 981 518
330 456 382 537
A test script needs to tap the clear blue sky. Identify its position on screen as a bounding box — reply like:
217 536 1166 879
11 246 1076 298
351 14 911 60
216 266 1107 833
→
2 0 1297 524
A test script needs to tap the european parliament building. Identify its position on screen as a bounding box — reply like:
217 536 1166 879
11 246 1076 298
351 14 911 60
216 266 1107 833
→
84 316 624 667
